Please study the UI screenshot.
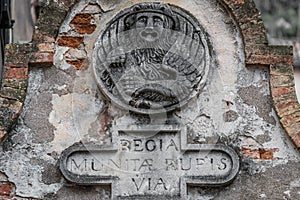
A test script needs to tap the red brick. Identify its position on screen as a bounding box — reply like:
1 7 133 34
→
4 63 27 68
0 86 27 102
37 43 54 52
57 36 84 48
260 148 278 160
30 52 54 67
247 55 293 65
242 148 278 160
242 148 260 159
70 13 96 34
285 122 300 138
292 133 300 148
270 64 294 76
74 24 96 34
0 183 11 196
272 87 295 97
270 75 294 88
272 93 297 105
277 106 300 122
0 127 6 143
276 99 298 110
71 13 92 24
66 60 85 70
33 29 55 43
4 68 28 79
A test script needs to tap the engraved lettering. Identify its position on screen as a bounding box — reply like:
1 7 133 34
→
138 159 154 171
120 139 130 151
109 159 121 169
118 137 182 152
125 159 129 170
132 178 145 191
165 159 178 171
133 139 143 151
148 178 151 190
180 158 192 170
154 178 168 190
196 158 205 166
132 177 168 191
61 128 240 197
166 139 178 151
70 159 87 171
218 158 227 170
145 140 156 151
159 139 163 151
91 159 103 171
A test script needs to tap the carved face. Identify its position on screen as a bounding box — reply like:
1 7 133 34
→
135 13 165 42
95 2 211 114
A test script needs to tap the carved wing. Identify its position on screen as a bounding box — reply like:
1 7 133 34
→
97 20 125 67
96 19 130 95
163 21 208 87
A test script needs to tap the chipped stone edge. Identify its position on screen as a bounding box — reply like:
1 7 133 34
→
59 129 240 199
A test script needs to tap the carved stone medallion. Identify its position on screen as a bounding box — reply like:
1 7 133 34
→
94 2 211 114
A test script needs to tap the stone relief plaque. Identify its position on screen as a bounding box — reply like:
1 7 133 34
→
60 127 240 199
93 2 211 114
60 2 240 199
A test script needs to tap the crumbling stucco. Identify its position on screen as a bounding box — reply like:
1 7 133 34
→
0 0 299 199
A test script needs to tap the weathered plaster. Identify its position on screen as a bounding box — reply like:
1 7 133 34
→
0 0 299 199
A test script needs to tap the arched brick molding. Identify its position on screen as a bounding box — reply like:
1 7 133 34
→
0 0 80 142
0 0 299 151
222 0 299 150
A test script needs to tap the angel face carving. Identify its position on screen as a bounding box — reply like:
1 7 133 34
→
94 2 211 114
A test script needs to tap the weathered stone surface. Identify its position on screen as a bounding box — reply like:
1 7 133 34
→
211 161 300 200
223 110 239 122
24 92 55 143
1 0 300 199
60 128 240 198
238 85 275 125
94 2 211 114
44 185 110 200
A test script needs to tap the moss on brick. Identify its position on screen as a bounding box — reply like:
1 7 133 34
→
0 99 22 137
2 79 27 90
1 86 27 102
5 43 32 65
37 6 67 38
270 64 294 76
